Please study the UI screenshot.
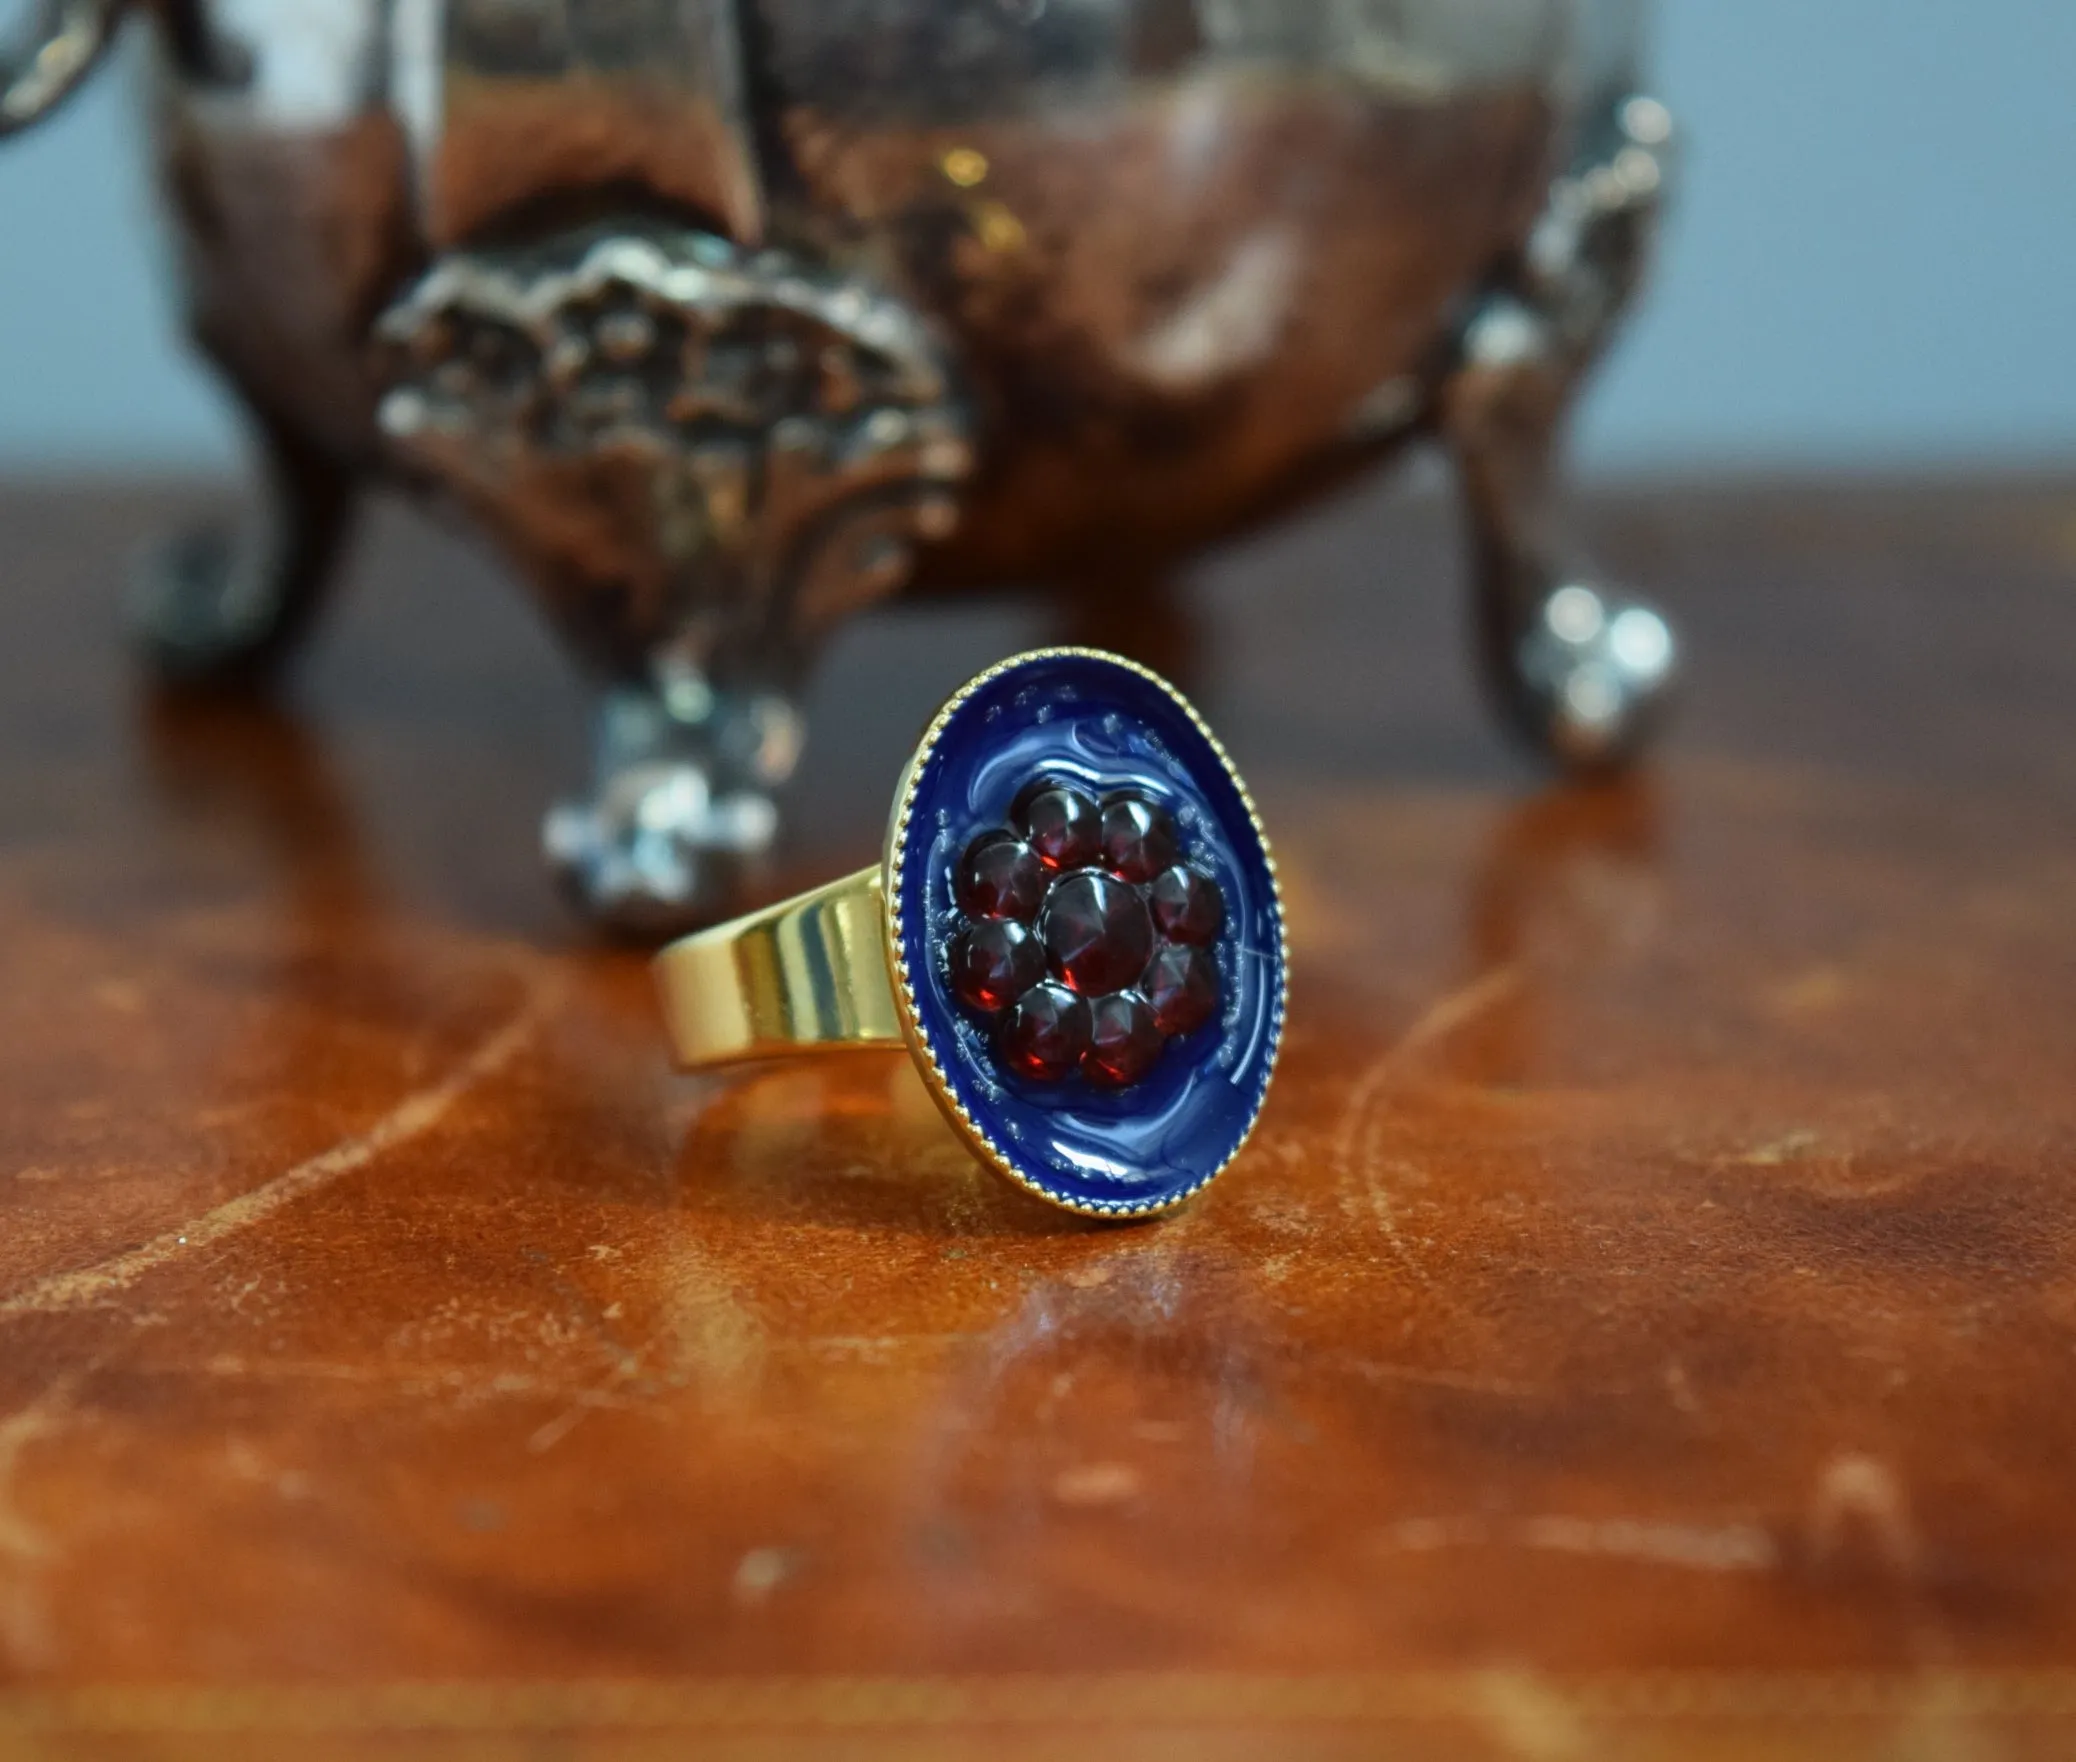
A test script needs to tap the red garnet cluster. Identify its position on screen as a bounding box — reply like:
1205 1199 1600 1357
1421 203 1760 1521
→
945 781 1224 1088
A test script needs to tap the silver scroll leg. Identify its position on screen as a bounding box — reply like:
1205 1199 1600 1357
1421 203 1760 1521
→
1439 94 1680 768
129 407 360 691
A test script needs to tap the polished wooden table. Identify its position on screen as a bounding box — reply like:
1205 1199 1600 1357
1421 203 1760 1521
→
1 476 2072 1759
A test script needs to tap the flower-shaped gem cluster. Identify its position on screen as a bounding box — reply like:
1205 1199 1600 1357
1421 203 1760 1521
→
945 782 1224 1088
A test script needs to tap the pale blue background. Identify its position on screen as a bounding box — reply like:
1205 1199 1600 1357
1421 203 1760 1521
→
0 0 2071 471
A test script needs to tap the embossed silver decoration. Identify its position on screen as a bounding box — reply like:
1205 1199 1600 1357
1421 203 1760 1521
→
2 0 1681 933
373 224 973 928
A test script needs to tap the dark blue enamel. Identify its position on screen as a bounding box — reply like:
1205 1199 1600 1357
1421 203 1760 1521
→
894 653 1284 1213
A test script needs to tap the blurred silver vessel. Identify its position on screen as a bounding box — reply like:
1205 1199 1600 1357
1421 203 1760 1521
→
3 0 1679 932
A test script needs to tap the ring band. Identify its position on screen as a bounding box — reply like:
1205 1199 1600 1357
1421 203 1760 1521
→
654 648 1287 1218
656 867 898 1066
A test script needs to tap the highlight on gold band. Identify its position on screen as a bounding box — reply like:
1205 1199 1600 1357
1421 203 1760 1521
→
654 869 899 1068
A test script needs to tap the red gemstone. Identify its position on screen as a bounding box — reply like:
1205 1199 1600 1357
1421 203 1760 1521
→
1144 943 1217 1037
1042 871 1155 997
1100 795 1177 883
1084 993 1163 1087
958 833 1045 921
1016 785 1100 871
1149 864 1224 945
949 919 1044 1013
998 982 1090 1081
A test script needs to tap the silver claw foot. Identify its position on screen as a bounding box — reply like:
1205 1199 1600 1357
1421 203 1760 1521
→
543 680 803 937
129 414 358 691
1440 93 1679 769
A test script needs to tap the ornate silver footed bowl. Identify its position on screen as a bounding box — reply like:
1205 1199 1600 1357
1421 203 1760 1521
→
3 0 1679 935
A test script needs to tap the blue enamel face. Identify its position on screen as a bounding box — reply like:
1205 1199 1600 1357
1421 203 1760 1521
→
890 652 1285 1215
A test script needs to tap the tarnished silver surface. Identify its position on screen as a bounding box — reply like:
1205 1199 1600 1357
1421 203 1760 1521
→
414 0 764 248
2 0 1679 932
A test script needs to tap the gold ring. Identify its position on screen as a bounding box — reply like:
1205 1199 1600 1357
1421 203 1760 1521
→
653 648 1287 1217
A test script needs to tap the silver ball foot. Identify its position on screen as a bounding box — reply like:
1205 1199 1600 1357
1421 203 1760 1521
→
546 682 802 938
129 523 282 688
1512 581 1678 767
127 422 357 692
544 770 778 939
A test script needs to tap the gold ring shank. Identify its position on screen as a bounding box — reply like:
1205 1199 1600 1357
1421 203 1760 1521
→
654 866 903 1069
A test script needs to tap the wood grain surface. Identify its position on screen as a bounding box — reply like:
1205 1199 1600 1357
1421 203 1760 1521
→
0 475 2073 1760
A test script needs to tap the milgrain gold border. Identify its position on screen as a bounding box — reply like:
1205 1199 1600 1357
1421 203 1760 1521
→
1 1670 2073 1734
880 647 1287 1220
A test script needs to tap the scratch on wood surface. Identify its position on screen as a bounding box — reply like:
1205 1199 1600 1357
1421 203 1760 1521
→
1378 1513 1777 1574
525 1383 626 1457
1348 1360 1543 1399
1723 1129 1823 1168
0 1372 87 1669
1334 965 1523 1168
1333 965 1522 1289
650 1238 767 1389
1386 964 1524 1072
1516 1515 1778 1573
190 1355 653 1418
1050 1462 1143 1508
806 1333 983 1360
0 1379 78 1564
0 980 559 1324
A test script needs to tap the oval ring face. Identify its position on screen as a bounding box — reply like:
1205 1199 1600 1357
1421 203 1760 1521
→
885 649 1285 1216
